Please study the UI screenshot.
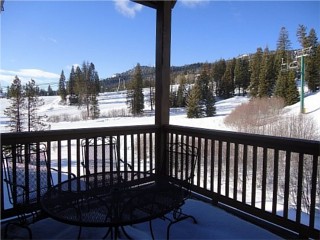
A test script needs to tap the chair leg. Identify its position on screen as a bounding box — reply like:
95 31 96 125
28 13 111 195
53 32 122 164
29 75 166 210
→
149 220 155 240
166 209 197 240
4 222 32 239
77 226 82 239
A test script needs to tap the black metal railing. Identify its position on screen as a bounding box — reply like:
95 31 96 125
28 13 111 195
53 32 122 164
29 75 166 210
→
1 124 319 238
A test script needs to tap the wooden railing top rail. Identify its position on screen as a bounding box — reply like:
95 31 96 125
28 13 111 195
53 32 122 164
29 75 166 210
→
165 125 320 155
1 125 159 144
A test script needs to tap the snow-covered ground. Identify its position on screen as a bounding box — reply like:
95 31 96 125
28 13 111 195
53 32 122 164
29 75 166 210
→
1 89 319 134
1 90 319 239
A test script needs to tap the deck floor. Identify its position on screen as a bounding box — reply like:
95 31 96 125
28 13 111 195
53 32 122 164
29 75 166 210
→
2 199 281 239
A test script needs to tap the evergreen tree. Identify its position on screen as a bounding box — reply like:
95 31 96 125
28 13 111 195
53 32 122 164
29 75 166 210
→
58 70 67 102
305 28 319 92
70 62 100 119
176 74 187 107
258 47 276 97
197 64 216 116
68 66 77 104
211 59 226 97
90 95 100 120
4 76 25 132
126 63 144 116
186 83 202 118
147 77 155 110
277 26 291 51
296 24 309 48
273 27 295 100
47 85 54 96
234 56 250 96
220 59 235 98
169 86 177 107
25 79 47 131
285 70 300 105
74 65 84 106
249 48 263 97
275 70 299 105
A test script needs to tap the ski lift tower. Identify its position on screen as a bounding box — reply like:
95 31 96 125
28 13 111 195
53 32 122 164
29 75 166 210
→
294 46 312 113
282 46 312 113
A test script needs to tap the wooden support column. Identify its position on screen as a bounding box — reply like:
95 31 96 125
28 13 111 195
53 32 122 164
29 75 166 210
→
154 1 172 175
133 0 175 175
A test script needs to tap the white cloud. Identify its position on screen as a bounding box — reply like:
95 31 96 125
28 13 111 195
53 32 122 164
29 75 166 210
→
66 64 80 71
114 0 143 18
180 0 209 8
0 69 60 88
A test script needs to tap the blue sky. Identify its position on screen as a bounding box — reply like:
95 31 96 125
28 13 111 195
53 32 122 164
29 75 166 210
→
1 0 319 90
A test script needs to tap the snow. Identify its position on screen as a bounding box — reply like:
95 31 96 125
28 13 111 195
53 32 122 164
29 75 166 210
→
7 199 281 239
1 89 319 239
1 89 319 133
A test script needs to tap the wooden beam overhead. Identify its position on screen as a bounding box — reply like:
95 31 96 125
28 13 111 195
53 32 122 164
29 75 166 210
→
132 0 176 10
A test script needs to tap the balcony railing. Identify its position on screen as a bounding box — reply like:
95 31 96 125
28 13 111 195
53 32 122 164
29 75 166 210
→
1 124 319 239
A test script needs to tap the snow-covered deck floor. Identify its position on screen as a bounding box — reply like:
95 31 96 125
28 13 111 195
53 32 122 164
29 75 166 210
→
3 199 281 239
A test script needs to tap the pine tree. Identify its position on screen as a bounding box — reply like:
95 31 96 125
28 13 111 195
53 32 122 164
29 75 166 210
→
211 59 226 97
220 59 235 98
126 63 144 116
249 48 263 97
90 95 100 120
4 76 26 132
25 79 47 131
285 70 300 105
75 65 84 106
305 28 319 92
296 24 309 48
258 47 276 97
186 83 202 118
234 56 250 96
58 70 67 102
72 62 101 119
68 66 77 104
197 64 216 116
277 27 291 51
47 85 54 96
176 74 187 107
275 70 299 106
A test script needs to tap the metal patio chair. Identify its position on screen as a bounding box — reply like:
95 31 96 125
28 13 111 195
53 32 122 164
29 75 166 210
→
2 143 75 239
81 136 132 175
123 142 199 240
164 142 199 239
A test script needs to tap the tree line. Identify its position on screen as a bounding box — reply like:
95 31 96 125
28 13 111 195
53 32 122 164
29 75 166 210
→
168 25 319 118
4 25 319 128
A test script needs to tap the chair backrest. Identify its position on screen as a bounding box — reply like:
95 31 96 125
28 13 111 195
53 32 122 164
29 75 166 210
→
81 137 119 175
167 142 198 184
2 143 53 207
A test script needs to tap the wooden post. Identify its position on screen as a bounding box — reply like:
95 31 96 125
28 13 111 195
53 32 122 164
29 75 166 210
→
154 1 173 175
133 1 175 175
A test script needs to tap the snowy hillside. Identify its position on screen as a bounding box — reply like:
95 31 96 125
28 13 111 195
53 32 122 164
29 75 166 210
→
1 89 319 136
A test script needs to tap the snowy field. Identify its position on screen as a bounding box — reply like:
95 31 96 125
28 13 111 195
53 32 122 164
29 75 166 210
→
1 90 319 238
1 89 319 134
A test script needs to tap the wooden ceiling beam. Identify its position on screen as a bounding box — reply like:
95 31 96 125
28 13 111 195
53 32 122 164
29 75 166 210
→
132 0 176 10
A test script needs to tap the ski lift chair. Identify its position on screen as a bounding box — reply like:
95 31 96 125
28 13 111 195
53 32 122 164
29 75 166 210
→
2 143 75 239
81 136 132 176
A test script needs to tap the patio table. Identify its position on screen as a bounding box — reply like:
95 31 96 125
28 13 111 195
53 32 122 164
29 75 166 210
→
40 171 185 239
